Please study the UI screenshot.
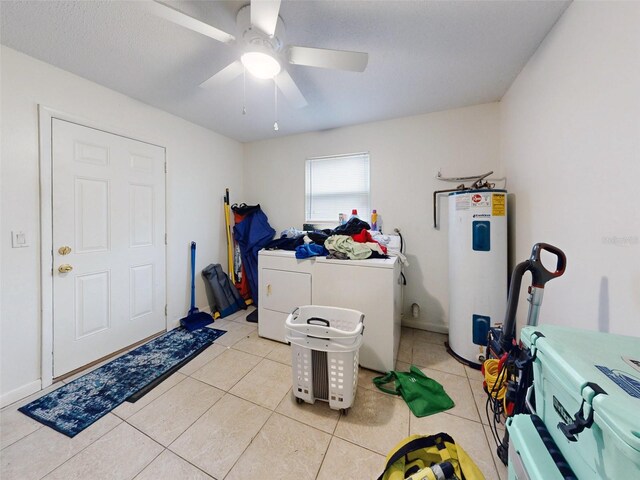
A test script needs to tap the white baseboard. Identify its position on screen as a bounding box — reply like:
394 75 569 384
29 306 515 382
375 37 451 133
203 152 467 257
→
1 380 42 408
401 318 449 335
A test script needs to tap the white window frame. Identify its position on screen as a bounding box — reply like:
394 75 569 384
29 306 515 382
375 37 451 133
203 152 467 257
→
305 152 370 224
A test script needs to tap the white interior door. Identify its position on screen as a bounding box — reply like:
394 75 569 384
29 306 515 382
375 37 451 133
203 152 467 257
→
52 119 166 377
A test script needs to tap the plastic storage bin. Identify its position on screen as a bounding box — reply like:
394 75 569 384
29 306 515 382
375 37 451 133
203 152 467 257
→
285 305 365 414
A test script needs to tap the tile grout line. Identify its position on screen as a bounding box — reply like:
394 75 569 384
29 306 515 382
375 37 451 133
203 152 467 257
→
0 423 44 452
208 388 343 479
162 390 259 479
332 435 388 460
129 446 165 480
112 372 190 421
127 379 227 447
126 418 218 479
124 418 221 480
225 355 279 397
269 389 341 437
220 407 276 480
33 415 123 480
189 346 264 393
312 423 335 480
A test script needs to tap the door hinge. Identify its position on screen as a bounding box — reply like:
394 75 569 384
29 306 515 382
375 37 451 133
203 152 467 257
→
164 233 167 245
165 305 167 316
164 162 167 174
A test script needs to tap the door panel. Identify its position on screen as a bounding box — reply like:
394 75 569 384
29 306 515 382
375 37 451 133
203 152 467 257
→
130 264 154 320
261 269 311 313
75 177 110 252
75 271 111 338
52 119 166 376
129 184 154 247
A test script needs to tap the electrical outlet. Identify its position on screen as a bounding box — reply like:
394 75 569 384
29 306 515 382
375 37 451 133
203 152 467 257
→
11 231 29 248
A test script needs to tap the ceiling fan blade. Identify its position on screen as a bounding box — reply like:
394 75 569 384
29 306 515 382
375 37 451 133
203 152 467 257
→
150 1 235 44
199 61 244 89
250 0 281 37
275 70 308 109
287 46 369 72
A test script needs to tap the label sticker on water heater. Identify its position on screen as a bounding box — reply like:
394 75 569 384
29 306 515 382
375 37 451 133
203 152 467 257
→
492 193 506 216
470 192 491 207
456 195 470 210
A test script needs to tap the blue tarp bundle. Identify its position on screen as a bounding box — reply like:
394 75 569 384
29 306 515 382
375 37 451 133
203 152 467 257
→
233 205 275 306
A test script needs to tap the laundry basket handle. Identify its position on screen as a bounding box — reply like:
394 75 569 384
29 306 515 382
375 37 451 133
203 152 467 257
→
307 317 330 327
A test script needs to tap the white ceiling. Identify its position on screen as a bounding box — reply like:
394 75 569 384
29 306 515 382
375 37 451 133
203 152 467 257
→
1 1 570 143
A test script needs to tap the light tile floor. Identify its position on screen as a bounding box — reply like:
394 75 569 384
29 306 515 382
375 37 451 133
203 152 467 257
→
0 312 508 480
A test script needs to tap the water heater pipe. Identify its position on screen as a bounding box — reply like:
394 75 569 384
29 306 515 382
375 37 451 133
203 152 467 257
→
433 186 469 229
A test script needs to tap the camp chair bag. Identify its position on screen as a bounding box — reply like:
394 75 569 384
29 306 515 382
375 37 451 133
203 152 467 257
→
202 263 246 318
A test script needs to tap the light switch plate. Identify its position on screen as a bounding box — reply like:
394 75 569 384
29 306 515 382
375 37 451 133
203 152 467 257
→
11 231 29 248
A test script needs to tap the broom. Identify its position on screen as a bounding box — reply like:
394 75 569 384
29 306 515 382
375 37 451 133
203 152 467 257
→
180 242 213 331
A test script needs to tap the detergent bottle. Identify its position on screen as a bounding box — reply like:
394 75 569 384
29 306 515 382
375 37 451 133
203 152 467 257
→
371 209 378 231
349 209 359 220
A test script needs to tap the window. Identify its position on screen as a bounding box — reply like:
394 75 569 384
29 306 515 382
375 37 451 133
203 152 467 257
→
305 152 370 223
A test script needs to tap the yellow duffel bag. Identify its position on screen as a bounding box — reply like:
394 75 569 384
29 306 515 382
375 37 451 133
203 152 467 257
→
378 433 486 480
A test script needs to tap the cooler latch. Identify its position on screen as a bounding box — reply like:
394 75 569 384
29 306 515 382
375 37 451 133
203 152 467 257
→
558 382 607 442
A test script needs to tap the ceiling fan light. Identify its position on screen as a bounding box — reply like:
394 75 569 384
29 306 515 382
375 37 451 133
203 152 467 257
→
241 51 281 79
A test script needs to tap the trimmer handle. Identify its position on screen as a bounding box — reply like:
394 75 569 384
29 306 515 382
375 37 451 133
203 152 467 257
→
529 243 566 288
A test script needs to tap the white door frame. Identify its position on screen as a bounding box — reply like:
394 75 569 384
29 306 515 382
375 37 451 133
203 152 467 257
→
38 105 168 388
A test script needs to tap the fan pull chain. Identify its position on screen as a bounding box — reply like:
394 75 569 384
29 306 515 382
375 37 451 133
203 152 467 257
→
242 66 247 115
273 80 279 131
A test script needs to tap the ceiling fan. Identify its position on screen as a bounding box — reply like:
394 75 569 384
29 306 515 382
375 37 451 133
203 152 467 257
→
150 0 369 109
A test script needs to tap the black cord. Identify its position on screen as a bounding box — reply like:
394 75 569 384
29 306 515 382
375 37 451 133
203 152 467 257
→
485 349 514 449
485 367 502 447
393 228 404 254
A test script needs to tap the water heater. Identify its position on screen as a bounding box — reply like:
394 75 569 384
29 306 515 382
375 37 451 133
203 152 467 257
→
448 190 507 367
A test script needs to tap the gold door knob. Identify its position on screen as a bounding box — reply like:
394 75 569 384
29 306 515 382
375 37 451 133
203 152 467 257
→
58 264 73 273
58 246 71 255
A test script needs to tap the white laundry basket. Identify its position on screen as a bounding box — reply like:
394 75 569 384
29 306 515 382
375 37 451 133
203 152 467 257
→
285 305 365 414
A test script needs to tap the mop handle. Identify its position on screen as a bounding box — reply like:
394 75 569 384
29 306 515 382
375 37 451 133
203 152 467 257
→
529 243 567 288
525 244 566 326
500 243 566 349
190 242 196 310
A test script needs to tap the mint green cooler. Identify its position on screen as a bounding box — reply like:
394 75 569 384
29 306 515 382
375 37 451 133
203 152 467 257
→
520 325 640 478
507 414 576 479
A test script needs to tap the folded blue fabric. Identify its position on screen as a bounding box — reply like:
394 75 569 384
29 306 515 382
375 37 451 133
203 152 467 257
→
295 243 328 259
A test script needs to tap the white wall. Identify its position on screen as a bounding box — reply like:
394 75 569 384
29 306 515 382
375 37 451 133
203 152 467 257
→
244 103 501 333
0 47 244 405
500 2 640 336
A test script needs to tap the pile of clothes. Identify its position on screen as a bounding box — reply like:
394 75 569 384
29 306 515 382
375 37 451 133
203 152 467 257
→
265 217 391 260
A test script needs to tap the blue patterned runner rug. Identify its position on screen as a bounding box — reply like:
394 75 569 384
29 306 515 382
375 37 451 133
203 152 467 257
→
19 327 225 437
